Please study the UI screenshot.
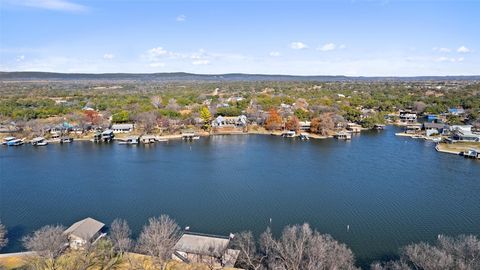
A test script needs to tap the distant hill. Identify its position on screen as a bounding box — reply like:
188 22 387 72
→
0 71 479 82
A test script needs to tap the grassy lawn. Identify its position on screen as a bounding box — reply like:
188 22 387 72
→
437 142 480 154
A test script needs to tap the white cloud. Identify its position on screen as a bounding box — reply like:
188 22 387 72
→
435 56 464 62
103 53 114 60
6 0 87 12
339 44 347 49
290 42 308 50
149 62 165 67
433 47 451 53
317 43 337 52
192 60 210 65
176 15 186 22
269 51 280 57
16 55 25 61
457 46 471 53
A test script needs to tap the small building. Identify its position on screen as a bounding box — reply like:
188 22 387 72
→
64 217 105 250
334 131 351 140
299 121 311 131
422 122 446 136
111 123 134 133
448 108 465 116
399 111 417 124
347 123 362 133
212 115 247 128
140 135 157 144
172 232 239 268
405 124 422 134
101 129 115 142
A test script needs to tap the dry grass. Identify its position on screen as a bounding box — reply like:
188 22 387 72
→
0 255 27 269
437 142 480 154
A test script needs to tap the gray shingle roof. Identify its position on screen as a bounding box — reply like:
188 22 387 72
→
64 217 105 240
174 232 230 257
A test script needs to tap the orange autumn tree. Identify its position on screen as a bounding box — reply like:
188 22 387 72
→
285 116 300 131
265 108 283 130
84 110 100 125
311 113 334 136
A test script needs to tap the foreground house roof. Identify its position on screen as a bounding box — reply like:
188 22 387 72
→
174 232 230 257
64 217 105 240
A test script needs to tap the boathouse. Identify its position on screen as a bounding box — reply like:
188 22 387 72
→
64 217 106 250
172 232 239 268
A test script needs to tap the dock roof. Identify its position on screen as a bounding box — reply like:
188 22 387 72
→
64 217 104 240
174 232 230 257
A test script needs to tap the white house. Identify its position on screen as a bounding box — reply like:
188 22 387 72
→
111 123 134 133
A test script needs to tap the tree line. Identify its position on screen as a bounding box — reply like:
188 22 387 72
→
1 219 479 270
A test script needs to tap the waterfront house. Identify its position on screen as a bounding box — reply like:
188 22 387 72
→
399 111 417 124
111 123 134 133
172 232 239 268
212 115 247 128
422 122 446 137
101 129 115 142
299 121 311 131
64 217 106 250
405 124 422 134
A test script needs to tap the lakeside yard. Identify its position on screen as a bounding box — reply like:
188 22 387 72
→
0 252 240 270
436 142 480 154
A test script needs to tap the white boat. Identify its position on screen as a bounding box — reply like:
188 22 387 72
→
118 137 139 145
31 137 48 146
192 136 200 140
282 131 296 138
2 136 16 145
60 137 73 143
6 138 24 146
334 132 352 140
299 133 310 140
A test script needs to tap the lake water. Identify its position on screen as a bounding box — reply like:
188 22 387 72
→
1 127 479 267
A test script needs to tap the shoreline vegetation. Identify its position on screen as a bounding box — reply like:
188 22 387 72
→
1 218 480 270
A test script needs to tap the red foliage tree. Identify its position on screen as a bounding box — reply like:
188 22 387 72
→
265 108 283 130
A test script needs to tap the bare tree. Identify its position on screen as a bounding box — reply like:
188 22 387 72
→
260 224 358 270
151 96 163 109
413 101 427 114
136 215 181 268
372 234 480 270
22 225 67 269
135 111 158 134
231 231 267 270
311 113 335 136
166 99 180 111
403 235 480 270
0 221 7 250
109 218 132 254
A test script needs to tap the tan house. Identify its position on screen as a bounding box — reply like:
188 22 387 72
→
64 217 106 249
172 232 240 268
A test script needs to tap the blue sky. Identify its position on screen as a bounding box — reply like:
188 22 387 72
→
0 0 478 75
